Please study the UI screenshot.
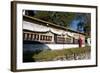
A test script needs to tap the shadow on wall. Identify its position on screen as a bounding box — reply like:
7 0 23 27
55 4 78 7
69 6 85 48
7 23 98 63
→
23 41 51 62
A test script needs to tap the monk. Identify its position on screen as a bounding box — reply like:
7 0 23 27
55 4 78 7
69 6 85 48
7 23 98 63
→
78 36 82 48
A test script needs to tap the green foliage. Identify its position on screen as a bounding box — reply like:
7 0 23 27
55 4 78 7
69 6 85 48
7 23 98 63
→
70 46 90 54
26 10 91 35
32 46 91 61
33 11 75 27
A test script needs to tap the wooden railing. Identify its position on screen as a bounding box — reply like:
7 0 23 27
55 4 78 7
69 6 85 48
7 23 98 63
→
56 36 78 44
23 32 53 43
23 32 79 44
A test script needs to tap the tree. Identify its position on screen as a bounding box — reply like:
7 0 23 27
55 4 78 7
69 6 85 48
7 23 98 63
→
24 10 91 36
33 11 75 27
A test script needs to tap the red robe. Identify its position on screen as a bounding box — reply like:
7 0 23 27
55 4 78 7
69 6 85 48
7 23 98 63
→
78 38 82 47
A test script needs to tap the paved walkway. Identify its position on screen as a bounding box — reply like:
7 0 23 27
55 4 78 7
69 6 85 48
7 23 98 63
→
46 44 85 50
23 43 85 52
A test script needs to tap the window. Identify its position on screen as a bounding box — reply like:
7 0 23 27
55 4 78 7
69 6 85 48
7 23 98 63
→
40 35 43 40
49 36 52 41
28 33 31 40
56 36 65 44
66 38 71 44
34 34 39 40
40 35 52 42
43 35 45 40
36 34 39 40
